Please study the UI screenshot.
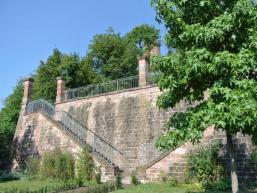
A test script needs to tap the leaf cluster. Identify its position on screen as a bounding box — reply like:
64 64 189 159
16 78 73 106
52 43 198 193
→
151 0 257 150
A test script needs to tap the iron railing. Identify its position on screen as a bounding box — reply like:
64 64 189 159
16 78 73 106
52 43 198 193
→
63 75 139 101
26 99 122 165
62 73 161 102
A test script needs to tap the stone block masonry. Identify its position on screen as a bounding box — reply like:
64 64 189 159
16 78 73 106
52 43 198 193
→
143 127 256 182
55 86 181 172
14 81 256 182
13 51 256 183
13 111 117 181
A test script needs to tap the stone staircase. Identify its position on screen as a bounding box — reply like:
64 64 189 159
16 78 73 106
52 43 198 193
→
26 99 123 167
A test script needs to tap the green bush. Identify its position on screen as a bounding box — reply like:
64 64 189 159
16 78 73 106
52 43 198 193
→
205 177 231 192
169 177 178 187
131 174 140 185
159 170 169 182
0 172 22 182
77 147 95 181
40 148 75 180
25 156 40 177
40 150 58 179
54 151 75 180
95 172 101 184
115 173 123 189
83 182 116 193
0 179 82 193
186 143 226 188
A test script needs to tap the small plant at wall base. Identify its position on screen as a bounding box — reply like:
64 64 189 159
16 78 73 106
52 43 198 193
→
159 170 169 183
40 150 58 179
77 147 95 181
54 151 75 180
131 173 140 186
40 148 76 181
115 173 123 189
25 156 40 178
95 167 101 184
186 143 230 191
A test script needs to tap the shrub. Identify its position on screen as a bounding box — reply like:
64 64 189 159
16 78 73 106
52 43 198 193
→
40 148 75 180
131 174 140 185
115 173 123 189
159 170 169 182
0 172 22 182
54 151 75 180
186 143 226 187
205 177 231 192
83 182 116 193
25 156 40 177
40 149 59 179
95 172 101 184
77 147 95 181
75 177 84 187
169 177 178 187
1 179 83 193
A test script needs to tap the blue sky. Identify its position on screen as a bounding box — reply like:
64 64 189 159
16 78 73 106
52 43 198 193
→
0 0 166 109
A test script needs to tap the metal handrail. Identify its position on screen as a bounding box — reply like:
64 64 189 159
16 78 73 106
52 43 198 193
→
63 75 139 101
26 99 122 165
62 73 161 102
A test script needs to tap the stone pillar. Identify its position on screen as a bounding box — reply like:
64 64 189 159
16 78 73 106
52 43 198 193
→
138 55 149 87
22 78 34 105
56 77 65 103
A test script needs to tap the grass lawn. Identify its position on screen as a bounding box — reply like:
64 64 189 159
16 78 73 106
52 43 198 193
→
110 183 232 193
0 179 62 192
0 179 92 193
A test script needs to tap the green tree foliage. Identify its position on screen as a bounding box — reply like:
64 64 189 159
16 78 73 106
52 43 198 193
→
77 148 95 181
186 144 228 190
32 49 99 102
0 81 23 170
40 150 57 179
54 152 75 180
25 157 40 178
85 25 160 80
151 0 257 192
32 49 62 102
40 149 75 180
126 24 160 52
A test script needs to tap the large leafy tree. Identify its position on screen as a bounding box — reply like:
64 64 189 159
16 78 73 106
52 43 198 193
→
0 81 23 170
32 49 99 102
32 49 63 102
151 0 257 192
85 25 160 80
126 24 161 52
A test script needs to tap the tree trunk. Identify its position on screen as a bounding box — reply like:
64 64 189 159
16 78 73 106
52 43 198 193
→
226 131 239 193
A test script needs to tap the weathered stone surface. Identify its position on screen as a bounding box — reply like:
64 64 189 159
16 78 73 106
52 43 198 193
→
14 84 256 183
13 112 116 181
144 127 256 182
56 86 178 173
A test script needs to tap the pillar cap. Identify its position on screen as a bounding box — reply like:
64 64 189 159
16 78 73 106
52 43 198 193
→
56 76 64 81
24 77 34 82
137 53 150 61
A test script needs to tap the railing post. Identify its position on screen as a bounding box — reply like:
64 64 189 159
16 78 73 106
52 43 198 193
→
56 77 65 103
22 78 34 105
22 78 34 114
138 55 150 87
